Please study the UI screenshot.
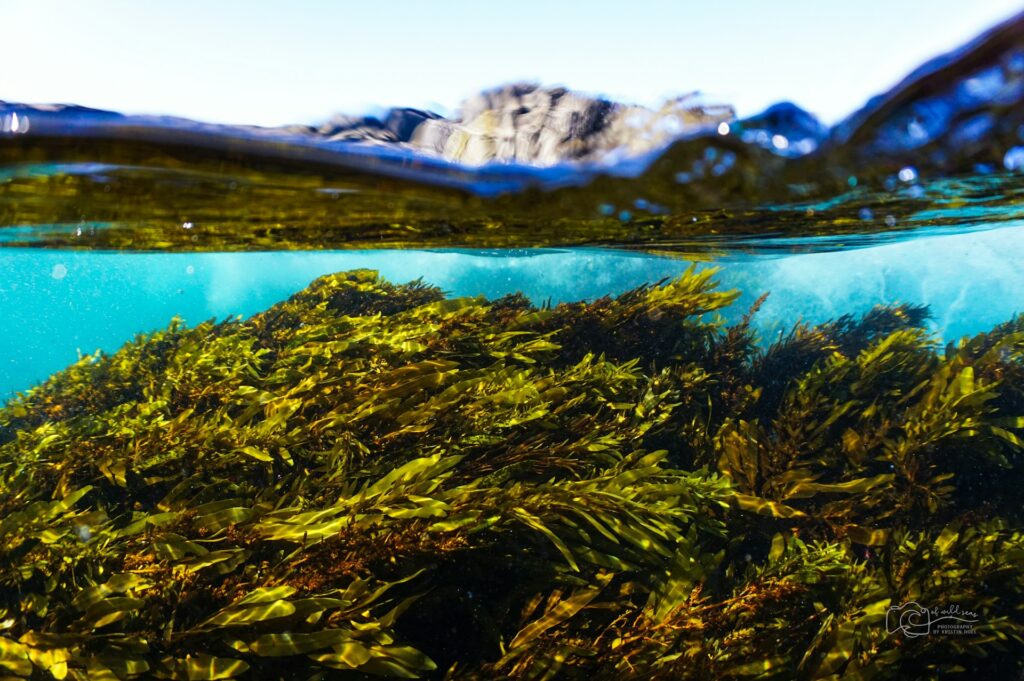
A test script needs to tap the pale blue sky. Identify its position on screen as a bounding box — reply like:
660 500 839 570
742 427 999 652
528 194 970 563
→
4 0 1021 127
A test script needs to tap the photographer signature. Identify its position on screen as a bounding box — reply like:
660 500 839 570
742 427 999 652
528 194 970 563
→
887 602 979 637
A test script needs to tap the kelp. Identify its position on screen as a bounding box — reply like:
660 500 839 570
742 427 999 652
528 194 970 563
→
0 267 1022 680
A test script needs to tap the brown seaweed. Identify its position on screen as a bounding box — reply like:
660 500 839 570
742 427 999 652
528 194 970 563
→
0 268 1021 679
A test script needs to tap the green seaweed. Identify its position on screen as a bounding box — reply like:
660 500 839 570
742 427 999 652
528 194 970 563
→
6 155 1024 253
0 267 1022 679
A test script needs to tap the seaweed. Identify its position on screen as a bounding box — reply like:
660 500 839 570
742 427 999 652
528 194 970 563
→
0 267 1021 680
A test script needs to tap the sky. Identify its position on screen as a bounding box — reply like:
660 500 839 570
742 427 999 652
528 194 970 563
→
3 1 1022 127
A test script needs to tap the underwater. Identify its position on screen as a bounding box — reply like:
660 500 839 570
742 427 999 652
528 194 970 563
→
2 3 1024 679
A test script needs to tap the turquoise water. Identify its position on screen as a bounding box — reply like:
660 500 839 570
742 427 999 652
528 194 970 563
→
4 221 1022 398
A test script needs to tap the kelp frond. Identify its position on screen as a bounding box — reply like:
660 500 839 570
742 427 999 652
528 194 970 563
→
0 268 1022 680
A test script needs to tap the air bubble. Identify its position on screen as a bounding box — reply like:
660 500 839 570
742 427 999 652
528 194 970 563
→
712 151 737 177
858 208 874 221
898 166 918 183
907 119 927 141
51 264 68 280
1003 146 1024 171
793 138 818 155
0 112 27 134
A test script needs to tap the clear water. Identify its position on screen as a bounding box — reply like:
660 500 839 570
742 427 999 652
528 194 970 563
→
5 222 1024 399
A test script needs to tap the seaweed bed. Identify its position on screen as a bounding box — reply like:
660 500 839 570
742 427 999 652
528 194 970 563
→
0 268 1022 680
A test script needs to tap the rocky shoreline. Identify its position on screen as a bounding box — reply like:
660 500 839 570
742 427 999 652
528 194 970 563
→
290 84 735 166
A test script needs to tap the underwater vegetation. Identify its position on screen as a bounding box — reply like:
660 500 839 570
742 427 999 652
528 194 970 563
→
0 268 1023 680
